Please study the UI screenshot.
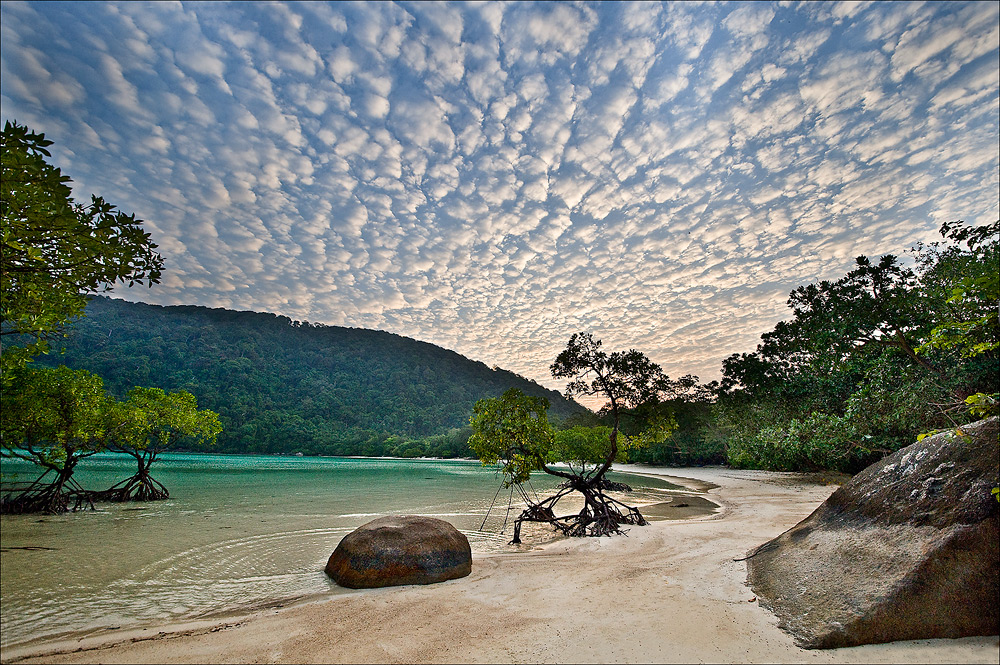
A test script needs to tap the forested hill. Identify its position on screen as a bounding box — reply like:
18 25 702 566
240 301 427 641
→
31 296 588 457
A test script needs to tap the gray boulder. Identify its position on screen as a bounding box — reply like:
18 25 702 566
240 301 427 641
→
326 515 472 589
747 417 999 649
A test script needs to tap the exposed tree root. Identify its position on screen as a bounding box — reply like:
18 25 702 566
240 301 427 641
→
0 470 95 514
510 483 646 544
96 471 170 502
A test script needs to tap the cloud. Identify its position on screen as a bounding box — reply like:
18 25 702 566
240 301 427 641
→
722 3 775 40
1 0 997 396
501 3 598 66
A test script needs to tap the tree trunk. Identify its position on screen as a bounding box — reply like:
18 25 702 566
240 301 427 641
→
0 459 93 514
890 330 943 376
99 450 169 501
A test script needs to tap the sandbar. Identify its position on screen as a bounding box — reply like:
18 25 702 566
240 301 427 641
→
2 465 996 664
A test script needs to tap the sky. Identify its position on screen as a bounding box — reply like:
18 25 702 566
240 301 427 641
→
2 1 998 405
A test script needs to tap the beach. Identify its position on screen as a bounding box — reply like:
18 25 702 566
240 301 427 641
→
2 466 996 664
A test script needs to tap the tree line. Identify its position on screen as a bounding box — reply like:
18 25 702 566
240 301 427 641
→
715 220 998 473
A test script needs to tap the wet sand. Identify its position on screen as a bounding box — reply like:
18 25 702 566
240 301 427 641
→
2 465 996 664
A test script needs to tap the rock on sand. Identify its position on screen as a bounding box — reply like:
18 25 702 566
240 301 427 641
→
326 514 472 589
747 416 999 648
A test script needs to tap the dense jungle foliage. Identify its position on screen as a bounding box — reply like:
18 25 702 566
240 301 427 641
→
714 220 999 473
24 296 588 458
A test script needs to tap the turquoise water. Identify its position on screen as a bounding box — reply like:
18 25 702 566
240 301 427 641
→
0 453 683 648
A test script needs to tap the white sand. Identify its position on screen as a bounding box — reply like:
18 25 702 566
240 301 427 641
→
2 466 996 664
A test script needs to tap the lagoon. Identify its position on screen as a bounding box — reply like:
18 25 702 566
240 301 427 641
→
0 453 685 649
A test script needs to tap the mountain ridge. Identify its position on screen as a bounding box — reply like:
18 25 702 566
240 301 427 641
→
27 296 588 457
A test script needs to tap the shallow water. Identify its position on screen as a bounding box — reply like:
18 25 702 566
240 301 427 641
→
0 453 685 648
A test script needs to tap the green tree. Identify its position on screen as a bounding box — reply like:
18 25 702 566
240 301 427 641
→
1 121 163 374
768 254 938 375
102 387 222 501
0 365 117 513
607 375 716 467
551 426 616 473
550 332 675 478
919 220 999 361
717 219 999 472
469 387 555 487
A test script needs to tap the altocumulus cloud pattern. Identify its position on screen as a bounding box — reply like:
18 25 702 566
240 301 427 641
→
1 1 997 396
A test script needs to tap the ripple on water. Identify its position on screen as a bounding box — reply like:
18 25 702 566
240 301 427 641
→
0 455 683 648
0 521 517 648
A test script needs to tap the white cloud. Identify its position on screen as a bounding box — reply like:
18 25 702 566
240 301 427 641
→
501 3 598 66
326 45 357 83
663 3 716 61
722 3 775 39
798 51 888 116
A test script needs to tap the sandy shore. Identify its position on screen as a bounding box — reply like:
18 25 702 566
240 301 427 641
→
2 466 996 664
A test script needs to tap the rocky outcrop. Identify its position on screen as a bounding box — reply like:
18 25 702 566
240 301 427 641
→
326 515 472 589
747 417 999 649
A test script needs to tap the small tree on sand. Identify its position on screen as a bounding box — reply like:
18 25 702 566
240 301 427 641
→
101 387 221 501
470 333 678 542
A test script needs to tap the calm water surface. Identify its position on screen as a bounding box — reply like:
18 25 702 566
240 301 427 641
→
0 453 683 648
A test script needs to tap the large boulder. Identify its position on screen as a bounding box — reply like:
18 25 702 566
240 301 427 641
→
326 515 472 589
747 417 999 649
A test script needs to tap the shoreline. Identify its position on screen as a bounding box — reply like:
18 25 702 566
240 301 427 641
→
2 465 997 664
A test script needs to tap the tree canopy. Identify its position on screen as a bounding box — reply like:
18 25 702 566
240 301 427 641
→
0 365 117 512
917 220 999 360
468 388 555 487
716 219 999 472
1 365 221 511
102 387 222 501
551 332 697 478
1 121 163 373
551 332 675 413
